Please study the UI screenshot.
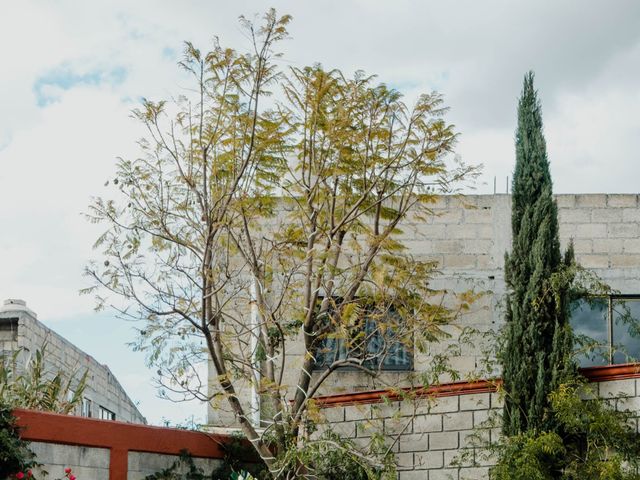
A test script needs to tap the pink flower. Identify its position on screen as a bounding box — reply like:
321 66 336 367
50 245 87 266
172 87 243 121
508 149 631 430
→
69 475 76 480
64 469 72 474
27 472 32 479
16 473 25 480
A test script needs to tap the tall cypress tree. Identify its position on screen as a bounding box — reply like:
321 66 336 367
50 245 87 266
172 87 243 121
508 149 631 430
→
502 72 574 437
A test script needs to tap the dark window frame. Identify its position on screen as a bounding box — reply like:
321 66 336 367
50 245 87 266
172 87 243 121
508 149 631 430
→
81 397 92 418
99 406 116 421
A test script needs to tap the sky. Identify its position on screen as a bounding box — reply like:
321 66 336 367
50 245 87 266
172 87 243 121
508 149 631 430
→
1 0 640 425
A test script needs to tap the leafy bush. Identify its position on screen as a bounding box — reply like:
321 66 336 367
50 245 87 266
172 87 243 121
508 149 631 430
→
271 431 395 480
143 449 266 480
493 381 640 480
0 402 37 478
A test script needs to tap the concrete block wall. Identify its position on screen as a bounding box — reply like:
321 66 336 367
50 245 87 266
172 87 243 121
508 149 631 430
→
27 444 222 480
207 194 640 424
302 194 640 395
319 391 500 480
128 452 221 479
401 194 640 382
29 443 110 480
321 377 640 479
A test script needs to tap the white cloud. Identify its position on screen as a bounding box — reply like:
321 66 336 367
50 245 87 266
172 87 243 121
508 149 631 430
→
1 0 640 424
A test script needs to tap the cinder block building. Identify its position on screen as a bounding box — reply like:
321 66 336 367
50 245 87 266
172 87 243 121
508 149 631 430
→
0 299 146 424
208 193 640 479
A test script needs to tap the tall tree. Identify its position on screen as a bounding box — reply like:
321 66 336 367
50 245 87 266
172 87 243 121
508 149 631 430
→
84 10 477 478
502 72 574 437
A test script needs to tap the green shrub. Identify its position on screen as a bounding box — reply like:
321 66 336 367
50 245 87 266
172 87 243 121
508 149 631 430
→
493 381 640 480
273 431 395 480
0 402 37 478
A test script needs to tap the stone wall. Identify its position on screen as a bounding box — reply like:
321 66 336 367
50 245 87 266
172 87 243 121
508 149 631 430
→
320 376 640 479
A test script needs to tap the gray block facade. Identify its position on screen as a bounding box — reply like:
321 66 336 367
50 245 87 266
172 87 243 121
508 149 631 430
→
318 377 640 479
0 299 146 424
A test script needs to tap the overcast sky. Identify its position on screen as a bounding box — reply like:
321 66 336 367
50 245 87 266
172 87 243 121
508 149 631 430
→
1 1 639 425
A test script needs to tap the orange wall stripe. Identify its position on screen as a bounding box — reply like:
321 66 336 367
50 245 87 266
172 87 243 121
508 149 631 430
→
109 449 127 480
14 408 229 458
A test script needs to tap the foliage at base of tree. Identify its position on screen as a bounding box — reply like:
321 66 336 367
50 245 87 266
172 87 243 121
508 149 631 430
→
142 447 267 480
211 434 269 480
492 380 640 480
274 431 395 480
0 403 37 478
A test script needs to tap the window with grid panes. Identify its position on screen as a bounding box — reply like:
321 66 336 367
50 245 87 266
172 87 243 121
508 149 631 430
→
313 301 413 371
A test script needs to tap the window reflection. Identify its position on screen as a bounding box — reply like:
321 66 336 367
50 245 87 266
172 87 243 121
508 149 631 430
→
570 298 608 367
570 296 640 367
612 298 640 364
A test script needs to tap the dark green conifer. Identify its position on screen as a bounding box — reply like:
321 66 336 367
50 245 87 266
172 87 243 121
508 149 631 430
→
501 72 574 437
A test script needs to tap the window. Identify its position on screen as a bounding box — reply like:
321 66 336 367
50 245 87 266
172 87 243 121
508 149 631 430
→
99 406 116 421
313 302 413 371
570 295 640 367
81 397 92 418
66 389 78 415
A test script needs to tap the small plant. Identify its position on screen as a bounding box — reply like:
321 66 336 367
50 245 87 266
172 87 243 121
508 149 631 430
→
12 471 34 479
230 473 255 480
1 346 88 414
59 467 77 480
10 467 77 480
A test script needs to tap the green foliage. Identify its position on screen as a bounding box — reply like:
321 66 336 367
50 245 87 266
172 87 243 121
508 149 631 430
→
0 346 87 414
85 8 477 477
493 381 640 480
143 450 209 479
143 448 264 480
210 434 268 480
501 71 575 436
0 403 38 478
272 431 395 480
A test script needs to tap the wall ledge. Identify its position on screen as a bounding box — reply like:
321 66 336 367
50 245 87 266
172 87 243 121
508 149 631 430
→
581 362 640 382
313 363 640 408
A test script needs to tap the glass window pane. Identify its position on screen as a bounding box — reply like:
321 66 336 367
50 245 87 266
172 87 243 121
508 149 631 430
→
570 298 609 367
612 298 640 364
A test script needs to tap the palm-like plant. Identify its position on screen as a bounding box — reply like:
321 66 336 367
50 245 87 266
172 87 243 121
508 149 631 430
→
0 346 87 414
